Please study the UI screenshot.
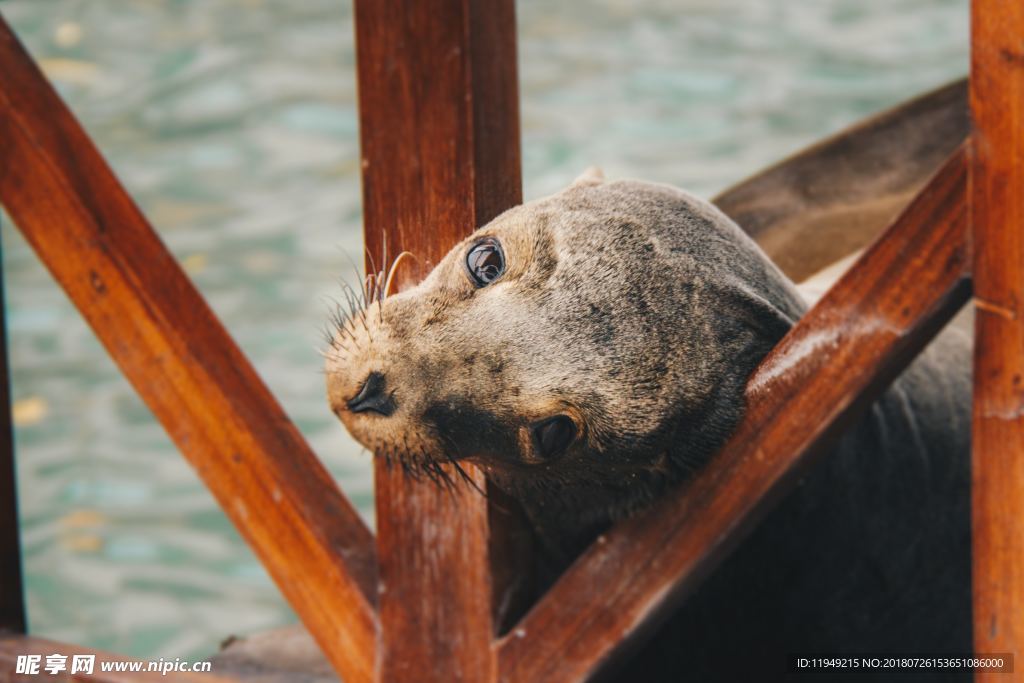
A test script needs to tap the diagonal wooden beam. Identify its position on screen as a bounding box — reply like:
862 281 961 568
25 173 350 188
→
0 17 377 682
353 0 526 680
970 1 1024 673
497 147 971 682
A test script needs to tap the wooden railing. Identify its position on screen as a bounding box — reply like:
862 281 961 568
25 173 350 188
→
970 2 1024 673
0 1 1019 682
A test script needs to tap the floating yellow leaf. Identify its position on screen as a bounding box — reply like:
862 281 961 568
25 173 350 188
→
12 396 48 426
61 534 103 553
181 252 208 275
59 509 106 529
54 22 83 48
38 58 98 86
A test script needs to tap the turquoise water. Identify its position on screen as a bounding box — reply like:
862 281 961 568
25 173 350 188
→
1 0 967 661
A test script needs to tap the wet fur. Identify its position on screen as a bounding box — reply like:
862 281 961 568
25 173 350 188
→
325 175 971 681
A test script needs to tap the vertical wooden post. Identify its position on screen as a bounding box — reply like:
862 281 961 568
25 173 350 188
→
971 1 1024 674
0 232 23 635
353 0 522 680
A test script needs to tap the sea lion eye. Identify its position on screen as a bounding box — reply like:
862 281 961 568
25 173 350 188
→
531 415 578 459
466 238 505 287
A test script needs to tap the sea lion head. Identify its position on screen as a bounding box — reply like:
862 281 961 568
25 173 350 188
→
325 170 804 522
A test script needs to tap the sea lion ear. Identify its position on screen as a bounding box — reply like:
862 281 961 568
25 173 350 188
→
570 166 605 188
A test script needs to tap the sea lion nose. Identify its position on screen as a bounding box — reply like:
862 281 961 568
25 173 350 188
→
346 371 396 417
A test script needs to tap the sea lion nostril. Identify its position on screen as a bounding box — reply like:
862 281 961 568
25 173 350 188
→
346 371 396 417
531 415 577 460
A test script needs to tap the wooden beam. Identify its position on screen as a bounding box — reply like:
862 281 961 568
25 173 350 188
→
497 148 970 682
0 226 23 636
970 1 1024 673
353 0 524 679
0 19 377 682
0 635 238 682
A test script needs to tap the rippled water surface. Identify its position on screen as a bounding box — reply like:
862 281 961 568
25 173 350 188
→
2 0 967 660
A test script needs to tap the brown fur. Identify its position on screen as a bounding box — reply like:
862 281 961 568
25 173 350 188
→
327 172 800 547
325 173 971 681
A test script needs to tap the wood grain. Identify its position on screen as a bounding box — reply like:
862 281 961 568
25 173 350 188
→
970 1 1024 675
0 229 21 636
0 18 377 682
0 635 236 682
353 0 525 680
497 148 971 682
715 78 968 282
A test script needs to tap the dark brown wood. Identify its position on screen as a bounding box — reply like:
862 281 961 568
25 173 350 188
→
0 635 238 682
0 233 22 636
715 78 968 282
0 19 377 682
970 1 1024 673
353 0 523 680
373 465 496 683
486 484 537 635
497 148 971 682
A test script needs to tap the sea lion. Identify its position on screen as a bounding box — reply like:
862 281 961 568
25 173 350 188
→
324 171 971 681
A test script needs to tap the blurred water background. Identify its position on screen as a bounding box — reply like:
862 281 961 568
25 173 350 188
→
1 0 967 661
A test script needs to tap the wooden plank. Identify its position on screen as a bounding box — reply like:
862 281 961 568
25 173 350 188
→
970 1 1024 674
714 78 968 282
497 148 971 682
0 236 22 636
0 19 377 682
0 635 236 682
353 0 523 680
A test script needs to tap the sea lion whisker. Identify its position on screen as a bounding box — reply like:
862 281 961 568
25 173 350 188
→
364 246 380 306
333 319 356 346
322 297 360 348
430 458 458 493
354 305 370 333
320 295 345 330
336 271 365 312
339 283 360 317
364 273 377 305
378 233 388 297
318 321 336 349
444 453 487 498
399 458 418 481
314 346 344 361
329 285 364 343
339 251 368 299
419 458 437 487
349 265 368 310
318 349 354 366
383 251 416 300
